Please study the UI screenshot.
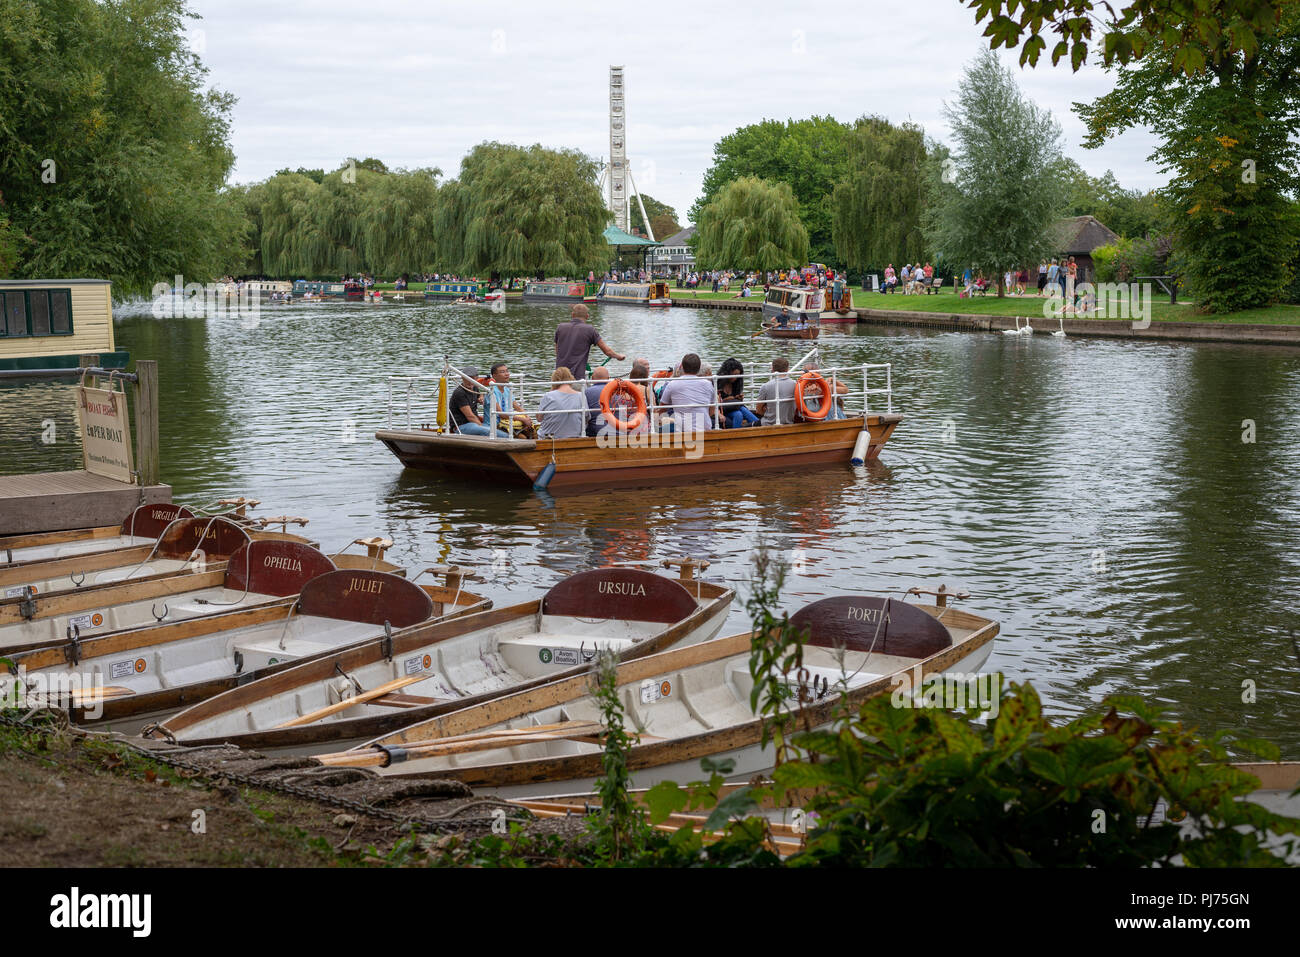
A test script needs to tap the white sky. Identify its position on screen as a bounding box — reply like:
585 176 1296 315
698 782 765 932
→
192 0 1162 222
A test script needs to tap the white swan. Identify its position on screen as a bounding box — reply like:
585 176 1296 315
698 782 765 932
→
1052 315 1066 337
1004 316 1034 335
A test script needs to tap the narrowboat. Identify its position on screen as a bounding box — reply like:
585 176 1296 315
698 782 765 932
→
424 281 489 300
292 280 365 300
0 279 128 370
522 281 598 303
761 284 856 324
596 281 672 307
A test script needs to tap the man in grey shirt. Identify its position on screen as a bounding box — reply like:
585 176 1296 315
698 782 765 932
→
755 357 797 425
659 353 716 432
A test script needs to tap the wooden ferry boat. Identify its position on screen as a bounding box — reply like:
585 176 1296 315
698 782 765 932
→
762 323 820 340
292 280 365 300
1 562 490 734
522 281 598 303
596 281 672 307
0 278 128 370
423 280 489 300
377 414 900 492
761 284 856 324
317 594 998 797
151 562 730 754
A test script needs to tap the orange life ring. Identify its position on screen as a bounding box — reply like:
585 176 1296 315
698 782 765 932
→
796 371 832 421
599 379 648 432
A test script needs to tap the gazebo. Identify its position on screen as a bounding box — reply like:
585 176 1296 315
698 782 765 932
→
604 225 659 274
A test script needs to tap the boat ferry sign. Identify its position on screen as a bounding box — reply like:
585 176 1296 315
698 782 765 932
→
75 383 134 484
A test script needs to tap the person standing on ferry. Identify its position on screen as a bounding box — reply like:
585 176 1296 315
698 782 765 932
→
555 304 624 380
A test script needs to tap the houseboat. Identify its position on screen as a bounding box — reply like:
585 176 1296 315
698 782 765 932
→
292 280 365 300
761 284 856 324
423 280 489 300
223 280 293 300
522 281 598 303
0 279 128 370
596 281 672 307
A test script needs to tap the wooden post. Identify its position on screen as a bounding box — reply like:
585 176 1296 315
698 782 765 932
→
133 360 160 486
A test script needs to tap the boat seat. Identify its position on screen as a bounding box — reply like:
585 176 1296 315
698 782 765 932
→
497 634 638 678
725 661 881 705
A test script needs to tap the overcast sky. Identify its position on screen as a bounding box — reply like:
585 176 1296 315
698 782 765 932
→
192 0 1162 222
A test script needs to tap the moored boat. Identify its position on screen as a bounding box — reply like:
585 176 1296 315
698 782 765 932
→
522 281 598 303
151 562 732 755
292 280 365 300
596 281 671 307
423 280 489 300
1 562 490 734
0 502 196 570
761 284 856 323
316 594 998 798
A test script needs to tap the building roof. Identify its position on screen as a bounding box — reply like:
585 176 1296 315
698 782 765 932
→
603 225 659 247
1050 216 1120 255
657 226 696 246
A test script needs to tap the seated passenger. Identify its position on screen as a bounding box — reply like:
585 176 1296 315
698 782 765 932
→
658 353 715 433
537 368 588 439
799 361 849 420
485 362 535 438
754 357 796 426
450 366 491 436
583 366 612 436
717 357 759 428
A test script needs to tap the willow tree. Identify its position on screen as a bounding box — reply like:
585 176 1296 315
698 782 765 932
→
832 117 929 272
358 168 440 276
434 143 608 278
923 50 1066 296
694 176 809 271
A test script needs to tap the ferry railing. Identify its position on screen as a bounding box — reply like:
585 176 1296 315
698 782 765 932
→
386 360 894 434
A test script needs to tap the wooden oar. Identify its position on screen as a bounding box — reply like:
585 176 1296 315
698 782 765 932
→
316 720 609 767
275 674 426 729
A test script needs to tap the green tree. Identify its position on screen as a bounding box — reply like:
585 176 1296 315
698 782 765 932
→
433 142 609 278
0 0 246 295
969 0 1289 73
629 193 679 239
1075 8 1300 311
692 117 853 265
923 50 1067 295
1058 160 1164 239
694 176 809 271
832 117 930 273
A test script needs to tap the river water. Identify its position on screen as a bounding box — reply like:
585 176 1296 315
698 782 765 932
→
4 298 1299 753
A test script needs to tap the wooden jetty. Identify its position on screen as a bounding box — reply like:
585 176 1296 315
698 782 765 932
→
0 358 168 535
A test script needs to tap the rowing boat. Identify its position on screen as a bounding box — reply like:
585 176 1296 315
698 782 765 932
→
316 594 997 798
0 562 490 733
761 324 819 340
150 562 732 755
0 502 196 568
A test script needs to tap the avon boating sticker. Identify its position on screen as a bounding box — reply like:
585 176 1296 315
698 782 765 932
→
4 585 32 599
403 655 428 676
68 612 105 631
639 679 671 704
109 658 147 680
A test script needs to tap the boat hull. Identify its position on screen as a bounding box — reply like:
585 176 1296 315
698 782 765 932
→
763 326 820 340
376 414 900 492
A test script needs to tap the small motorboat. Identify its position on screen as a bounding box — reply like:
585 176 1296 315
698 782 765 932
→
1 561 490 734
151 562 732 755
317 592 998 799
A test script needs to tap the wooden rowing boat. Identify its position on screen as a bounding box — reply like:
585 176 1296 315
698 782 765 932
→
316 595 998 798
0 562 490 733
762 324 819 340
376 413 901 491
150 562 733 755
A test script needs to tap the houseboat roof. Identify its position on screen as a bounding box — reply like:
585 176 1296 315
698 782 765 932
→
0 279 111 286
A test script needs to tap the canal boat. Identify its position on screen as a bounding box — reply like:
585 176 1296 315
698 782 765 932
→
761 284 856 324
1 562 490 734
150 562 732 755
315 594 998 797
596 281 672 307
0 279 129 371
424 280 489 300
522 281 598 304
292 280 365 300
377 359 898 492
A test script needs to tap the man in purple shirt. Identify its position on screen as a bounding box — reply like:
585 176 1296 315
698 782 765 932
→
555 304 624 379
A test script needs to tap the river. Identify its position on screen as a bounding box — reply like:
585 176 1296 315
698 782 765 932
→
4 297 1299 753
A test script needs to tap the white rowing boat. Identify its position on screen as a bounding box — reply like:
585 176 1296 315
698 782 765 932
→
317 594 998 799
150 562 733 755
1 563 490 734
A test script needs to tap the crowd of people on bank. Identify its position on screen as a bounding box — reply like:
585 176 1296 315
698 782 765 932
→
447 304 848 440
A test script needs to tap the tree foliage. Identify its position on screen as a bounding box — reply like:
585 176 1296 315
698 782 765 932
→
0 0 246 295
1075 8 1300 311
832 117 930 272
923 50 1067 293
970 0 1289 74
629 193 679 240
1059 159 1163 238
692 117 853 265
434 142 609 278
694 177 809 271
